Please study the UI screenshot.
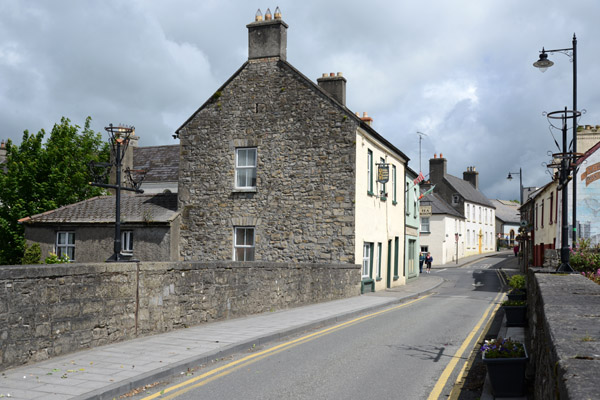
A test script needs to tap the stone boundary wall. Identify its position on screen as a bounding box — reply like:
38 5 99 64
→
527 269 600 399
0 261 360 370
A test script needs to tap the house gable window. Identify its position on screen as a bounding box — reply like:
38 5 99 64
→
121 231 133 254
452 194 460 205
234 227 255 261
235 148 257 189
56 231 75 261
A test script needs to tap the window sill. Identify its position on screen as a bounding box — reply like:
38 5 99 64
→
392 201 398 206
367 191 375 197
376 277 382 282
420 231 431 235
233 188 257 193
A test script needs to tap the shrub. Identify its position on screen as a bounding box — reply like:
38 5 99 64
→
22 243 42 264
570 239 600 273
45 252 70 264
508 274 526 290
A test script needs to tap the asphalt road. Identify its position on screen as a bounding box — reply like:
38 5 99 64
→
129 256 506 400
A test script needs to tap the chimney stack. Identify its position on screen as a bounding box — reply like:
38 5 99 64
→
429 153 447 184
317 72 347 106
463 166 479 189
247 8 288 61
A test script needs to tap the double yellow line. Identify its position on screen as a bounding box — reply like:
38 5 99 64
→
426 291 504 400
142 294 433 399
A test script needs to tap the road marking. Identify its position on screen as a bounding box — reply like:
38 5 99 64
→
140 293 434 400
426 291 504 400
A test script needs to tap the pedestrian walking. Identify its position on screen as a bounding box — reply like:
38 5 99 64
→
425 252 433 274
419 252 425 273
513 244 519 257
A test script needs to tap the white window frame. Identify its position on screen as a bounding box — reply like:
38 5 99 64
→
234 226 255 261
56 231 75 261
121 230 133 254
235 148 257 189
420 217 430 233
367 149 373 194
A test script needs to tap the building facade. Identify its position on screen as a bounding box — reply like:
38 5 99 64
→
426 155 495 257
404 168 421 280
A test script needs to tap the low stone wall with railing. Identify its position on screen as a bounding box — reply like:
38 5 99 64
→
0 261 360 371
527 268 600 399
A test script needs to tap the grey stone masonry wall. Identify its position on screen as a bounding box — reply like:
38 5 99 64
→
178 59 358 263
527 269 600 399
0 261 360 370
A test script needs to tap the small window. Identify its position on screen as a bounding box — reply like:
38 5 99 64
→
56 231 75 261
235 148 257 189
420 217 430 233
121 231 133 254
376 242 382 279
234 227 255 261
452 194 460 205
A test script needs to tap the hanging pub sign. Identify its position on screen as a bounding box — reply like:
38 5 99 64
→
419 205 432 217
377 163 389 183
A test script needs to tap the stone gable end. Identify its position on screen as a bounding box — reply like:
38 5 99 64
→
178 60 358 263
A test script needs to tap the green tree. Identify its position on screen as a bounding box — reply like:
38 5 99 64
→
0 117 110 265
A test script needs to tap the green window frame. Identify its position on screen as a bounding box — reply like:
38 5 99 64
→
394 236 399 280
376 242 382 280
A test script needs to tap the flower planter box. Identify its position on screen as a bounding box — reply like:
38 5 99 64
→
483 345 528 397
503 305 527 327
507 289 526 301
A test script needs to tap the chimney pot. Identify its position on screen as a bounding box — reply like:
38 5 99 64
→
440 153 443 158
265 8 272 20
322 73 328 78
255 9 263 21
337 72 343 77
434 153 437 159
274 6 282 19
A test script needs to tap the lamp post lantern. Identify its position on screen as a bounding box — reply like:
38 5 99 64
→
507 168 523 206
533 34 578 246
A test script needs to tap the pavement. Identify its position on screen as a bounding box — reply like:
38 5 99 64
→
0 251 511 400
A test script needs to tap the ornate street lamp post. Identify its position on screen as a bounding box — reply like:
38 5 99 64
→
546 109 580 272
90 124 145 262
533 34 578 245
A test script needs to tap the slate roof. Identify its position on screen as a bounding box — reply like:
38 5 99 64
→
491 199 520 224
420 192 465 219
133 145 179 182
19 193 178 224
444 174 495 208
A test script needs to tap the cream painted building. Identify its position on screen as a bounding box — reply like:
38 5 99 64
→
419 192 465 265
355 126 407 291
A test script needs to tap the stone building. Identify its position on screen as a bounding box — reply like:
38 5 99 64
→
19 193 180 262
176 11 409 290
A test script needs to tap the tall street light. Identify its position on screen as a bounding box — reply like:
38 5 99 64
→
533 34 578 246
90 124 145 262
507 168 523 206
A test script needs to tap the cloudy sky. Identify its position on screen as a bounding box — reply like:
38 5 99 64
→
2 0 599 200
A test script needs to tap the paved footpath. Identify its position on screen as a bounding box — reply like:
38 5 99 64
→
0 252 504 400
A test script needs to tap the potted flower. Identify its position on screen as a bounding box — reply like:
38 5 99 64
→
481 337 528 397
507 274 526 301
502 299 527 326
